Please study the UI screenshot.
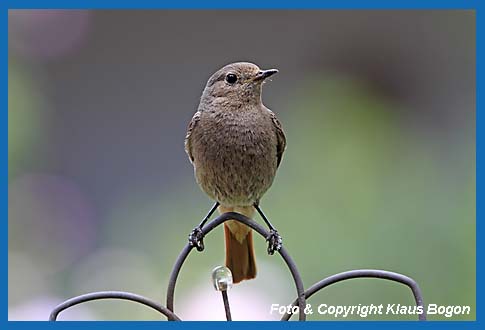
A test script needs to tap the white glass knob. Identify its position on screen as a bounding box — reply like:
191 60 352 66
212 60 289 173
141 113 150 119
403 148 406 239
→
211 265 233 291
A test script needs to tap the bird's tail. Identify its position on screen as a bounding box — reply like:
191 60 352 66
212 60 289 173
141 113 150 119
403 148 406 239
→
220 206 257 284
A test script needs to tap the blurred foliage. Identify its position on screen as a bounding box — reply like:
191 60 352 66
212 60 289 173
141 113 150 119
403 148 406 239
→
8 60 47 178
267 76 475 320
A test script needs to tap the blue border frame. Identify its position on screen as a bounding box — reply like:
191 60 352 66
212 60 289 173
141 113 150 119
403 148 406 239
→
1 0 481 9
4 1 480 329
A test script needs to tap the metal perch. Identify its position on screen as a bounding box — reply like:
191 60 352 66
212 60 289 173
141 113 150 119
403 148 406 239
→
49 209 426 321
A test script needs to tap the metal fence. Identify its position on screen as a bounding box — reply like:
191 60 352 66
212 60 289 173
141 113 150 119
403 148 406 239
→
49 205 426 321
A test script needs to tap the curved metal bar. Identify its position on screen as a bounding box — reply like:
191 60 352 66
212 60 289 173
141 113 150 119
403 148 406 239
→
166 244 193 319
49 291 181 321
166 211 307 321
281 269 426 321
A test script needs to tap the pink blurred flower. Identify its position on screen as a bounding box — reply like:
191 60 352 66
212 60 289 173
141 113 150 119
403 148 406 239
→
9 10 91 60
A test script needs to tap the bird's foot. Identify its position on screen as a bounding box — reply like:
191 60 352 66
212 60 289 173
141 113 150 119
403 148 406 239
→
188 226 205 252
266 229 282 255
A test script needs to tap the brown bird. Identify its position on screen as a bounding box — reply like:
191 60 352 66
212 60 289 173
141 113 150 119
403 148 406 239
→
185 62 286 283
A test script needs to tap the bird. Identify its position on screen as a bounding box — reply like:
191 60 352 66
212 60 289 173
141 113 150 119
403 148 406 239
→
185 62 286 284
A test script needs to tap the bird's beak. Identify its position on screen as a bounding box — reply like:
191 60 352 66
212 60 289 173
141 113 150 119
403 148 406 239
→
253 69 279 82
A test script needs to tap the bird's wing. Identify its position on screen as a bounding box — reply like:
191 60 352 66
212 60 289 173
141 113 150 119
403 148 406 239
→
184 111 201 163
268 110 287 168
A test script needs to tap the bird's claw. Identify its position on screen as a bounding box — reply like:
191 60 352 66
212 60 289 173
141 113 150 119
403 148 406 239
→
189 227 205 252
266 229 282 255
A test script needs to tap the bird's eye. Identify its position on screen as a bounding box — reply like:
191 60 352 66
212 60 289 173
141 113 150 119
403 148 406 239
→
225 73 238 84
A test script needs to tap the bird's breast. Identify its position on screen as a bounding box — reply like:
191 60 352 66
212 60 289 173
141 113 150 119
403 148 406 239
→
191 110 278 205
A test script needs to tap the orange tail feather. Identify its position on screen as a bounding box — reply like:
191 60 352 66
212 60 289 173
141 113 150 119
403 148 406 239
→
224 223 257 283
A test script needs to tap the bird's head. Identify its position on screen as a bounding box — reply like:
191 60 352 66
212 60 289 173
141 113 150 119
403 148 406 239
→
201 62 278 108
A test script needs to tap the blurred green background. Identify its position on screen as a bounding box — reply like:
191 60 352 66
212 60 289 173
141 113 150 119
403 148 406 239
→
8 10 475 321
